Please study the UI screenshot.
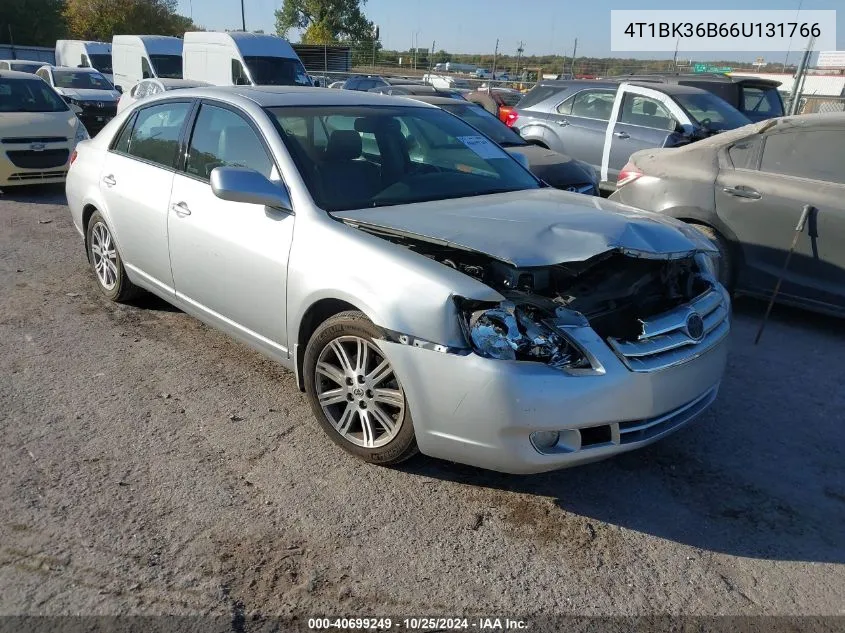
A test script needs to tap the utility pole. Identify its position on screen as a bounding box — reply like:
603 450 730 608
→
240 0 246 31
429 40 435 73
516 41 524 78
789 35 815 115
491 38 499 85
672 37 679 71
570 38 577 77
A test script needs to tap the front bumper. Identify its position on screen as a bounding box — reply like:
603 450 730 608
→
378 299 729 474
0 143 74 187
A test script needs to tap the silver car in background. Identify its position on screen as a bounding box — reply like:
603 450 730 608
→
65 86 730 474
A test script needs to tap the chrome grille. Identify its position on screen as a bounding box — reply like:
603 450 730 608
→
608 286 730 373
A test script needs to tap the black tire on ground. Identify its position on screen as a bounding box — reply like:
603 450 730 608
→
690 223 734 289
303 310 419 465
85 210 140 303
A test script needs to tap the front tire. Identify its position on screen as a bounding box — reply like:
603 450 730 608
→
86 210 139 302
303 311 418 465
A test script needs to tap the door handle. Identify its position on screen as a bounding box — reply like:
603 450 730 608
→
171 201 191 216
723 186 762 200
556 119 570 127
613 131 630 139
102 174 116 187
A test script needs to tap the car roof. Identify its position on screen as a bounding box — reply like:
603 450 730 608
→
41 65 104 73
1 59 43 66
154 78 211 88
0 69 42 79
401 95 469 106
153 85 440 108
615 72 782 88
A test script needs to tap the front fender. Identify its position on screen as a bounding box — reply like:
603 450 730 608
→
286 216 503 352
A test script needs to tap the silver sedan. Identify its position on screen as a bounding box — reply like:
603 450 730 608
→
66 86 730 474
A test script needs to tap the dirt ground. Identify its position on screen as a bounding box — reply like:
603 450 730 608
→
1 186 843 631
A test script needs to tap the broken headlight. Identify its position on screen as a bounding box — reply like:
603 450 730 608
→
456 299 592 370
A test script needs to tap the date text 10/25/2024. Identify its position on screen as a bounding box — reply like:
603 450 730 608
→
307 617 529 630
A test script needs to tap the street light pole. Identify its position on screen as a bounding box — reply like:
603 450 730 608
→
240 0 246 31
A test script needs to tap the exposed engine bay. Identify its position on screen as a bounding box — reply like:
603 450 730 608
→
354 224 715 369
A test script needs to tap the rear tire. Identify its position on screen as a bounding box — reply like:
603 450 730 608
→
86 210 140 302
303 311 418 466
690 223 734 289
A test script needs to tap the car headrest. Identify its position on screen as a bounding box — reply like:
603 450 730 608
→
325 130 362 161
642 100 657 115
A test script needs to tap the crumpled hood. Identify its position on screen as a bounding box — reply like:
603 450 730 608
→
334 188 716 267
55 87 120 101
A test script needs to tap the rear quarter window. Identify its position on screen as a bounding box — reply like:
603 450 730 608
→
517 85 564 109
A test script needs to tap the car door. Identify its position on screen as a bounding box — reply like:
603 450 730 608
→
167 101 295 356
715 126 845 309
607 92 684 183
99 100 193 294
545 88 616 173
602 84 693 184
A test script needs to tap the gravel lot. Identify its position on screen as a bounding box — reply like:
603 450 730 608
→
1 186 843 630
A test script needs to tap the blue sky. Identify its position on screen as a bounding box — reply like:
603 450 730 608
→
176 0 844 62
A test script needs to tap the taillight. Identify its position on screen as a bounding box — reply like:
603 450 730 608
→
617 161 643 188
69 149 78 165
499 106 519 127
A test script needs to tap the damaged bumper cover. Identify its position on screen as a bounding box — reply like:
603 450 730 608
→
375 284 730 475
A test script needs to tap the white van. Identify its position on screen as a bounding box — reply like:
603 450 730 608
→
112 35 183 92
422 74 472 90
182 31 311 87
55 40 112 81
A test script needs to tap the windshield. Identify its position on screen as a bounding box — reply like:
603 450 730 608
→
267 105 539 212
243 56 311 86
674 92 750 132
0 78 69 113
53 70 112 90
150 54 182 79
88 54 113 74
441 103 526 147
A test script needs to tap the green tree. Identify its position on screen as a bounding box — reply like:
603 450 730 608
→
0 0 66 47
275 0 374 43
64 0 196 41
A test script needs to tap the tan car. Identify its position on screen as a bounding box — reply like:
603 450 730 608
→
0 69 88 187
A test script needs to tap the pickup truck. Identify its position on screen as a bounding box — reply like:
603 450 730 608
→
512 80 751 192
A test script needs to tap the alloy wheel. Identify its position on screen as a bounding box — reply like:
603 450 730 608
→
315 336 405 448
90 221 118 291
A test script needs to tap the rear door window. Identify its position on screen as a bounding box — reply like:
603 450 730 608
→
125 101 192 168
568 89 616 121
760 130 844 184
518 85 563 109
727 137 760 169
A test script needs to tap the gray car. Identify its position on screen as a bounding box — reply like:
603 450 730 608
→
65 86 730 474
514 80 751 191
405 95 598 194
610 113 845 317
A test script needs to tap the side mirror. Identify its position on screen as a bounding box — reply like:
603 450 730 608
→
511 151 530 169
210 167 292 211
114 85 123 94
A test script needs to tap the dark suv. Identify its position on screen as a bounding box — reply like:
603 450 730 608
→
611 73 784 122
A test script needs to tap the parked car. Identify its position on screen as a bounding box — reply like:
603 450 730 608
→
328 80 345 89
611 73 784 122
405 95 598 194
514 80 751 191
610 113 845 316
183 31 310 87
0 60 44 74
369 84 466 100
55 40 113 82
465 87 523 123
35 65 120 135
342 75 422 91
66 86 730 474
117 78 211 113
0 70 88 187
111 35 184 93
